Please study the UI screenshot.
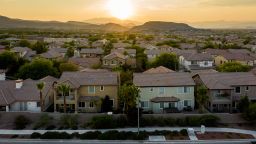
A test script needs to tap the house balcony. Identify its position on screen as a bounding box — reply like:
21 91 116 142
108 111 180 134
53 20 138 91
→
56 96 75 101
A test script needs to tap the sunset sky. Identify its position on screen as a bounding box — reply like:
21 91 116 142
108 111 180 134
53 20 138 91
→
0 0 256 23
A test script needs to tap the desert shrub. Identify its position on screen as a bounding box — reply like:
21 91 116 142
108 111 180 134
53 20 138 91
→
14 115 31 130
30 132 41 139
33 114 53 129
80 131 102 139
40 132 72 139
60 114 78 129
180 129 188 136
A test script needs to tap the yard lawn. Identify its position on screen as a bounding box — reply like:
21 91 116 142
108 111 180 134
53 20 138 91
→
196 132 254 140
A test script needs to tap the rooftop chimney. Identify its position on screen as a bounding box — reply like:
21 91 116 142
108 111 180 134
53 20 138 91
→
16 79 23 89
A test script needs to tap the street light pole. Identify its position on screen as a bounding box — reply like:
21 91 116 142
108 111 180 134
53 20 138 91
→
137 96 140 135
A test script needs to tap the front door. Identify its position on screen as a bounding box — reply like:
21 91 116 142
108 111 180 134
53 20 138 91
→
169 102 175 108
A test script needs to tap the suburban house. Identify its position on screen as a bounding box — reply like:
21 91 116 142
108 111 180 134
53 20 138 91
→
133 72 195 113
143 66 174 74
193 72 256 113
40 48 63 60
54 71 119 113
0 75 56 112
80 48 104 58
68 57 101 70
214 53 255 66
103 52 136 68
111 48 136 58
11 47 36 60
179 53 214 70
145 49 172 61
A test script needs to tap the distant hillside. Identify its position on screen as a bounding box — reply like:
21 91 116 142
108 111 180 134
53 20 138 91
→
0 16 128 32
84 17 140 28
190 21 256 29
131 21 195 32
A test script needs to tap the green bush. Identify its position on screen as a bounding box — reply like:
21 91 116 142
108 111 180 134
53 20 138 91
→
33 114 53 129
30 132 41 139
186 116 200 126
200 115 219 126
45 125 56 130
14 115 31 130
98 130 119 140
180 129 188 136
115 115 128 128
89 115 116 129
60 114 78 129
40 132 72 139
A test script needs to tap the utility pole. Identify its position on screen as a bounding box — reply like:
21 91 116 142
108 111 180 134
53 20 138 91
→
137 95 140 135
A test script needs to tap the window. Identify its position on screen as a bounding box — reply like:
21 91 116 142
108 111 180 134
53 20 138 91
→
141 101 149 108
149 88 154 92
184 100 192 107
204 61 208 66
111 60 115 64
100 86 104 91
246 86 249 91
160 102 164 109
37 102 40 107
79 102 85 108
89 102 94 108
159 88 165 95
235 87 241 93
88 86 95 94
184 87 190 93
178 87 190 94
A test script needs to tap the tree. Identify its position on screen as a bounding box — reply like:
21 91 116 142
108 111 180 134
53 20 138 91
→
244 103 256 122
59 62 79 73
238 96 250 113
150 53 179 71
197 85 209 113
57 84 71 113
37 82 45 112
18 40 31 48
217 62 251 72
17 58 59 80
32 41 48 54
66 47 74 58
101 95 113 113
131 45 148 72
0 51 18 69
103 42 113 55
119 84 140 113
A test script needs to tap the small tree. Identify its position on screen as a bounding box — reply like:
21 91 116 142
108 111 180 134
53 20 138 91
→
150 53 179 71
57 84 71 113
14 115 31 130
119 84 140 113
238 96 250 113
37 82 45 112
66 47 74 58
101 95 113 113
217 62 251 72
32 41 48 54
197 85 209 113
59 62 79 73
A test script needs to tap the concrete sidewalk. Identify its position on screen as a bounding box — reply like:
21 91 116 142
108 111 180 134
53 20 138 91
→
0 127 255 138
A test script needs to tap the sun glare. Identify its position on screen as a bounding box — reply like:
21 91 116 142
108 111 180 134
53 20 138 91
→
107 0 134 20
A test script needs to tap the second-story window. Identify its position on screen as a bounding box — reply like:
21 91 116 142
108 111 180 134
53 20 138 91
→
150 88 153 92
88 86 95 94
246 86 249 91
235 87 241 94
159 87 165 95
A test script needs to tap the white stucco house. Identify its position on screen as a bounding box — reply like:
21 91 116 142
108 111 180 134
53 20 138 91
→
179 53 214 71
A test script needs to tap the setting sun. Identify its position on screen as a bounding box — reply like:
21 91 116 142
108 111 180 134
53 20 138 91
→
107 0 134 20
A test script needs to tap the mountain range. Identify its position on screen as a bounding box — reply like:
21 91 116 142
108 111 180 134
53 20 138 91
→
0 15 195 32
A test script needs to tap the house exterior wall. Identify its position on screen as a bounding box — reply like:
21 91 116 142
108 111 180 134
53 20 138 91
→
139 86 195 113
231 85 256 101
103 57 125 68
10 101 40 112
214 56 228 66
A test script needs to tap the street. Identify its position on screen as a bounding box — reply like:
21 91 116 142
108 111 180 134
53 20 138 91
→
0 139 254 144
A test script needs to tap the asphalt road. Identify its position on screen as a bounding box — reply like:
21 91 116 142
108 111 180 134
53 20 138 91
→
0 139 254 144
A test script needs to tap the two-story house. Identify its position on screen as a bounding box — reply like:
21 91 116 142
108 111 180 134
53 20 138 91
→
133 72 195 113
54 71 119 113
80 48 104 58
193 72 256 113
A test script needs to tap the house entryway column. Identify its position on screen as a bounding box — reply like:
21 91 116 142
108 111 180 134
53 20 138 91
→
5 105 9 112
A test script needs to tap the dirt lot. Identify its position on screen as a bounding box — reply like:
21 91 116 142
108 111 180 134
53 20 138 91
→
196 132 254 140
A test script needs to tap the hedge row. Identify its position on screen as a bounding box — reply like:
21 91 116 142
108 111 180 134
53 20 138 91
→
88 115 219 129
31 130 188 140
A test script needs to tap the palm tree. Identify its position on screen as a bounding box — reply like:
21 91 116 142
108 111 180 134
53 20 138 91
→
197 85 209 113
57 84 70 113
37 82 45 112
